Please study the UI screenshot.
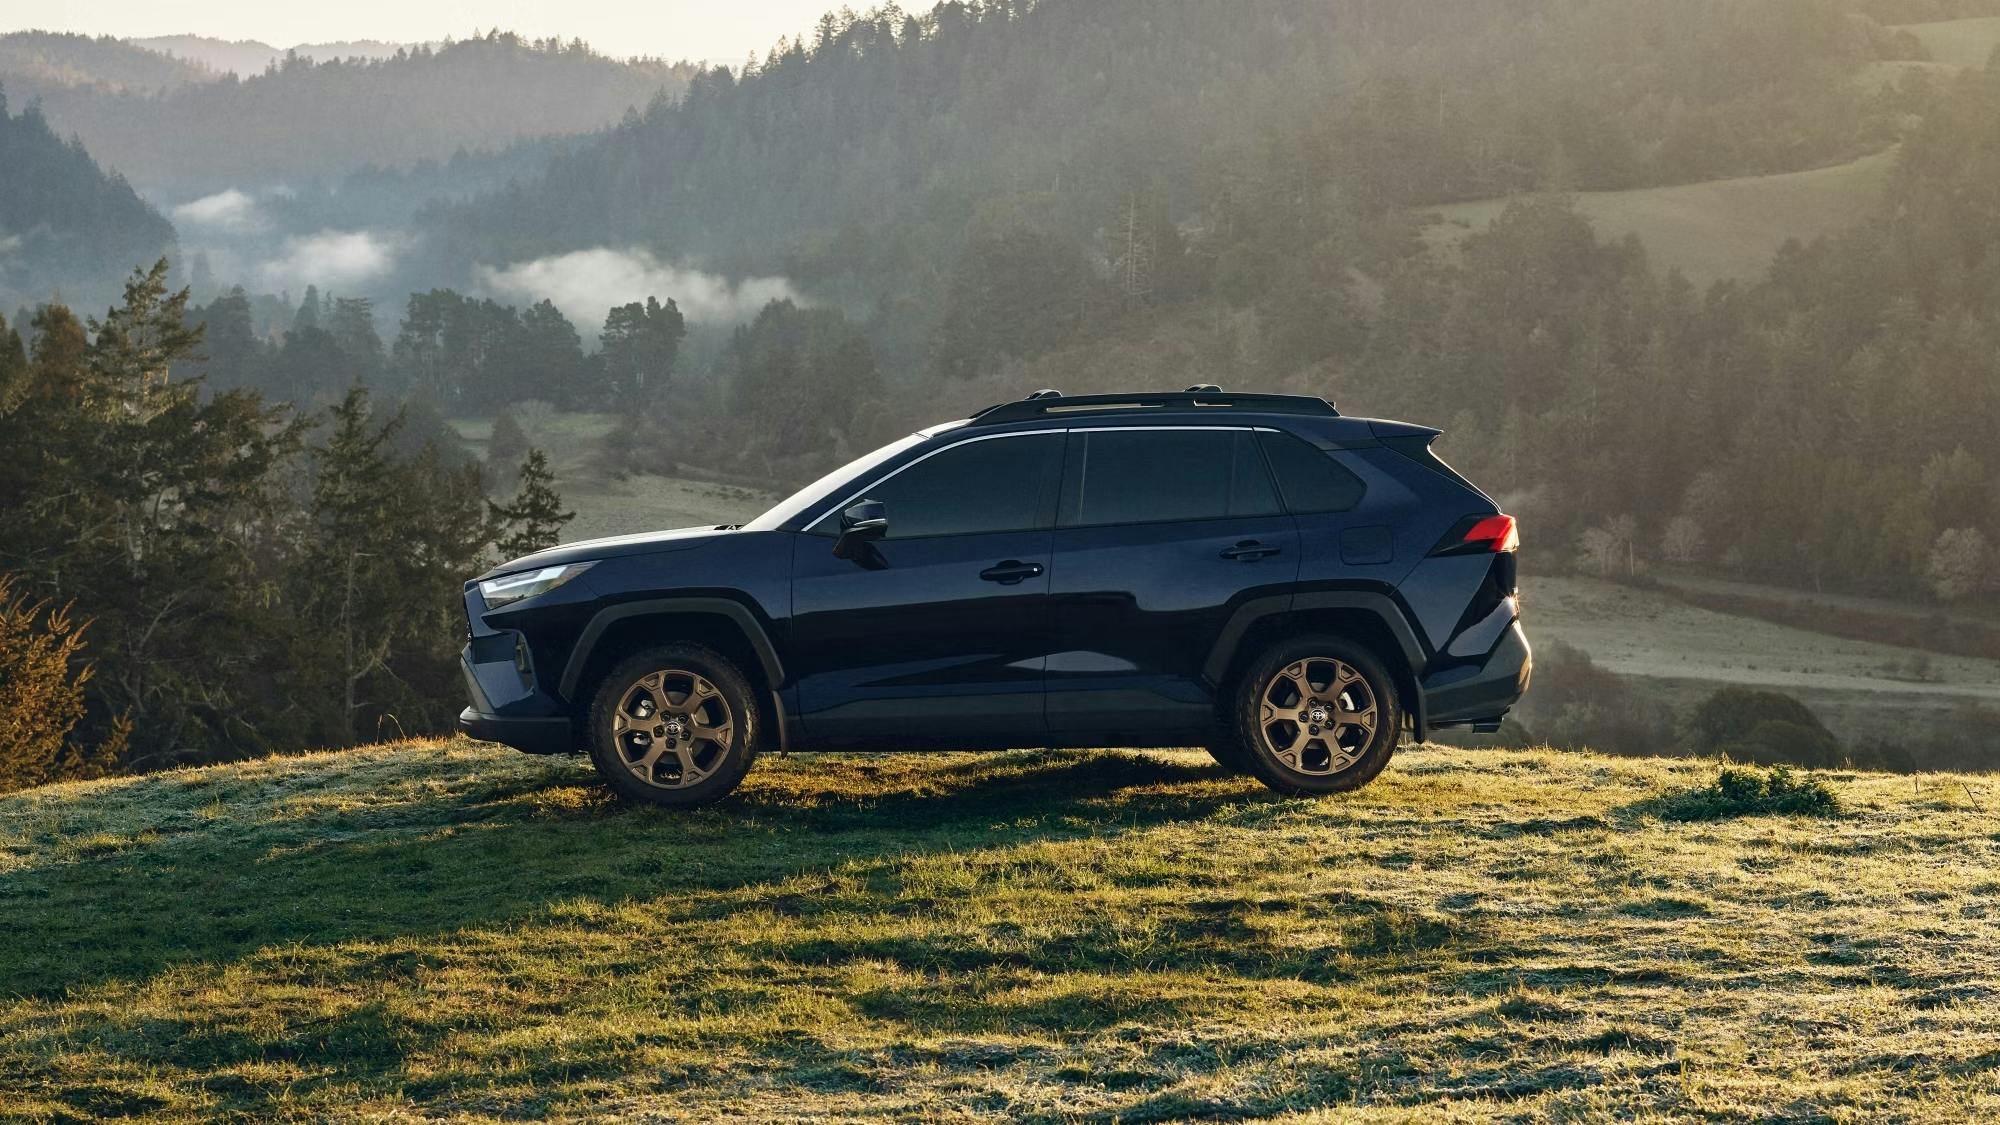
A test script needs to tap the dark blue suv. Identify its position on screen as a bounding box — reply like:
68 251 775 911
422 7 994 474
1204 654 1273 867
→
458 389 1530 805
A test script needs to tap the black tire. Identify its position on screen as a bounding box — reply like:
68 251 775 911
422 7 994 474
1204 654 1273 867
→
1203 735 1255 775
587 644 761 807
1231 634 1402 796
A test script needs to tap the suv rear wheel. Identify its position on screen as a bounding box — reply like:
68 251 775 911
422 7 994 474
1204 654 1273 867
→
587 644 761 807
1232 635 1401 795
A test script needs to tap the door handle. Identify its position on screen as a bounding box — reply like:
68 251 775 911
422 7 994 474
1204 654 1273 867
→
979 560 1044 585
1221 540 1281 561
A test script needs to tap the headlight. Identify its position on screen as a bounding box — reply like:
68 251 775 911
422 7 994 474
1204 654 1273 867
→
478 562 594 608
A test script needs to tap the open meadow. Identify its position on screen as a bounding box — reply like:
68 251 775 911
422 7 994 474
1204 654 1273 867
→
2 741 1997 1120
1419 149 1898 288
1899 17 2000 69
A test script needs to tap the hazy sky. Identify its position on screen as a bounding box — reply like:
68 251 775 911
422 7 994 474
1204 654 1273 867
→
3 0 846 62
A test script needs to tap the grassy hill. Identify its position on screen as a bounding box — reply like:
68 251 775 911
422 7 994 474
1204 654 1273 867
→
3 740 1996 1120
1421 148 1899 287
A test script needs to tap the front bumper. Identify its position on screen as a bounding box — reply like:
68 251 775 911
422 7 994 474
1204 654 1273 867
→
458 707 575 755
1421 619 1532 731
459 634 575 755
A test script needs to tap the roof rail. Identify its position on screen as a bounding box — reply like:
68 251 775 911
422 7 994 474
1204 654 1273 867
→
968 390 1339 427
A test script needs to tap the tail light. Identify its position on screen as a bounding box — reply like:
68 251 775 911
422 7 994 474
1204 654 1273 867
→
1432 514 1519 556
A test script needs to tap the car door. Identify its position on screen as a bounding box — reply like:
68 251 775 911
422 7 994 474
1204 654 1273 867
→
1044 426 1300 739
789 431 1064 748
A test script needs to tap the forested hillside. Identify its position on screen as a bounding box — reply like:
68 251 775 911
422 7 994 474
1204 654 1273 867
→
0 92 175 305
438 0 1909 273
0 31 214 94
429 0 2000 602
10 32 695 193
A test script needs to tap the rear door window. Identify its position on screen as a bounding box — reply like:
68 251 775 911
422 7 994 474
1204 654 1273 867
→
1060 429 1281 527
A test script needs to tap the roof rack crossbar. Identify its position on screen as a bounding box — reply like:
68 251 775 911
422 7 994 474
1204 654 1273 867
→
969 391 1338 427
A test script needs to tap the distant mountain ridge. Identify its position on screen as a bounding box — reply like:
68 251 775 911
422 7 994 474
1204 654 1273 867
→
130 35 421 77
0 30 213 93
4 32 695 195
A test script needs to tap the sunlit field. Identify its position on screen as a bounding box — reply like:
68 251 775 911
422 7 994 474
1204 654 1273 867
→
4 741 1996 1120
1422 148 1898 288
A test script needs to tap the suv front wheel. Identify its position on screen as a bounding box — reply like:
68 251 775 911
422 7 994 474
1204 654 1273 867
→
1232 635 1402 795
587 644 761 807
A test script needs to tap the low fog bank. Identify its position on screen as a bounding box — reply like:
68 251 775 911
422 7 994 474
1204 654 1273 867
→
475 247 801 338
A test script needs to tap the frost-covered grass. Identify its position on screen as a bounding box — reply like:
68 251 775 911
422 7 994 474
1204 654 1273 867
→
2 741 1996 1121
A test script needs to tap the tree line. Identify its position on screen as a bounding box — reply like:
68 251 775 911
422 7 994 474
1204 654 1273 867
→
188 283 690 414
0 262 570 793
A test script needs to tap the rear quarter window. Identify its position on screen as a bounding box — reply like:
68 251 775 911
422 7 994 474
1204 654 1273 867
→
1258 430 1366 513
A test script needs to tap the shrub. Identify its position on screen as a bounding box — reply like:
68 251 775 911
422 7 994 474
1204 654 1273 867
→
0 575 125 793
1658 765 1840 821
1686 688 1841 767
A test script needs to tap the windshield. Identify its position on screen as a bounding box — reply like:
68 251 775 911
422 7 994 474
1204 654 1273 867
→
741 432 929 532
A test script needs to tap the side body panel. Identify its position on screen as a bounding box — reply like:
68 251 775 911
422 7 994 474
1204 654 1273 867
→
787 528 1056 747
1045 513 1298 738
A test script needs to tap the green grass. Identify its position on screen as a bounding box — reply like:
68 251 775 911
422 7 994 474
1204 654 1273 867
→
3 742 1997 1120
1422 148 1898 287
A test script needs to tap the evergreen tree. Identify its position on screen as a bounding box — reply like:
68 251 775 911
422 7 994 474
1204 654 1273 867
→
0 261 300 768
294 386 496 746
192 287 265 391
327 297 386 385
490 449 574 559
0 311 24 398
509 299 585 406
293 285 322 333
600 296 685 398
725 299 882 475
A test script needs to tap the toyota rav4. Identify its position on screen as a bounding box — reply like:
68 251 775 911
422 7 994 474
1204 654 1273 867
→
459 389 1530 805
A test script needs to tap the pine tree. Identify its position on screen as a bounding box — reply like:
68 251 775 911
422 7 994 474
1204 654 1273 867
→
294 285 322 333
600 296 685 398
0 261 299 768
0 311 24 403
297 387 405 747
327 297 385 384
490 449 573 559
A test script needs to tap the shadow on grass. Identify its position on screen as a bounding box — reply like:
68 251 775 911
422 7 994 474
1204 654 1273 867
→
0 748 1498 1118
0 749 1255 999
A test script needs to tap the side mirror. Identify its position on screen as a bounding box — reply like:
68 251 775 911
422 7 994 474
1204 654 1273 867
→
832 499 888 561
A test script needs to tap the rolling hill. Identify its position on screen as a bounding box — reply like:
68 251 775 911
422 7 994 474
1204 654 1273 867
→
1 741 1994 1120
0 92 176 309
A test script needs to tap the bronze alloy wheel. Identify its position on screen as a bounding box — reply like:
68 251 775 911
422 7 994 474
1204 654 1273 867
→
611 668 735 789
1256 656 1379 777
